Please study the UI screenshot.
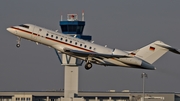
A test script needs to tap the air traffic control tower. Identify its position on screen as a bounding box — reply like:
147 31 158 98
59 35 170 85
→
57 12 91 100
60 13 91 40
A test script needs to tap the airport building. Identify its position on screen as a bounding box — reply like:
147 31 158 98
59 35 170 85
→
0 91 180 101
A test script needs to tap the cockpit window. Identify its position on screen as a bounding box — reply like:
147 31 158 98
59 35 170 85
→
19 24 29 29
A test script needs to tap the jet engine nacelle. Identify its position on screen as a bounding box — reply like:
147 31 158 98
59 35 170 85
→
119 58 142 66
112 48 128 55
112 49 142 66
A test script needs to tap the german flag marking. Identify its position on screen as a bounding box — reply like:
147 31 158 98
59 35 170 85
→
130 53 136 56
149 46 155 51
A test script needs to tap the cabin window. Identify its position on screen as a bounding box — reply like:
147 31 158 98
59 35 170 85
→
70 41 72 43
16 98 20 101
21 98 25 101
60 38 63 40
26 98 31 101
75 42 77 45
65 39 68 42
94 48 96 50
46 33 49 36
80 44 82 47
51 35 53 38
84 45 87 48
56 36 58 39
89 47 92 49
39 29 42 31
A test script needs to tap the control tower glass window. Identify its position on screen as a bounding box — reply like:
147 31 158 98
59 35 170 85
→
77 25 84 33
61 25 68 32
69 25 76 32
61 25 84 33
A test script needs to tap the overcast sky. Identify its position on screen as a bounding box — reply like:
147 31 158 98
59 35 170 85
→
0 0 180 92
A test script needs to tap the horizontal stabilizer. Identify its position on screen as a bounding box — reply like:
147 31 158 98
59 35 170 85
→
155 44 180 54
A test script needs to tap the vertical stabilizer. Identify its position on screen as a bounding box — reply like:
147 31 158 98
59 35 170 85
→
134 41 170 64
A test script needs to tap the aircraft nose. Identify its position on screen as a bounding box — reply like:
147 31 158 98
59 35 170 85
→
7 28 11 31
6 27 15 33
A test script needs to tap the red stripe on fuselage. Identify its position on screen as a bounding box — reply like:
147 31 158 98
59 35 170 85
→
11 27 94 52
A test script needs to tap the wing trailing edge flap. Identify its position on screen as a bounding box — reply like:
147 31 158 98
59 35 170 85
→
63 48 132 58
155 43 180 54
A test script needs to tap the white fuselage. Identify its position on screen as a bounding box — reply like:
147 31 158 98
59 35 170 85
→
7 24 155 70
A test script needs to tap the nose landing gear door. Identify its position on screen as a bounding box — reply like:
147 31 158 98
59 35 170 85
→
14 29 19 36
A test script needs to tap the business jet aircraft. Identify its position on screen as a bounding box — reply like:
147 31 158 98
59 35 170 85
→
6 24 180 70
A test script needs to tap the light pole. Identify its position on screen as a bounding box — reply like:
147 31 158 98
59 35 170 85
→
141 73 148 101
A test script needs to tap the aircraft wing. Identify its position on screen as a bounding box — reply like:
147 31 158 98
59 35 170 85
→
63 48 131 58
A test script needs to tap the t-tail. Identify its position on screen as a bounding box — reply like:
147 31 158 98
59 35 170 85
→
129 41 180 64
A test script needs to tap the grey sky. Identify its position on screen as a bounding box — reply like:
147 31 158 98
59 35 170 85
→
0 0 180 92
